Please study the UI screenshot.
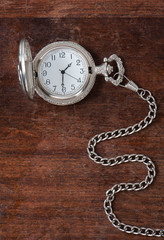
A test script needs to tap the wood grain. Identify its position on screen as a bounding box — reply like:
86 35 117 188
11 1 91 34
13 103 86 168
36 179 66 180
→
0 18 164 240
0 0 164 18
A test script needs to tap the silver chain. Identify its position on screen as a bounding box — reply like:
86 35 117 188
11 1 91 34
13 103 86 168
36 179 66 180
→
87 85 164 237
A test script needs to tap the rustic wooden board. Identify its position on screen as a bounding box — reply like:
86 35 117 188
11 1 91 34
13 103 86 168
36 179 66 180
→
0 18 164 240
0 0 164 18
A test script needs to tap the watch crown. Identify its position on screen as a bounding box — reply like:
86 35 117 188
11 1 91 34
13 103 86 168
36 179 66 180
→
95 54 125 86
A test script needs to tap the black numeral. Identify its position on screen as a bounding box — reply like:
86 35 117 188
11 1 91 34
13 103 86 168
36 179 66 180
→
53 85 57 91
80 68 84 74
71 84 75 90
44 62 51 68
46 79 50 85
51 55 55 61
76 59 81 66
59 52 65 58
62 86 66 93
42 70 47 76
77 78 81 82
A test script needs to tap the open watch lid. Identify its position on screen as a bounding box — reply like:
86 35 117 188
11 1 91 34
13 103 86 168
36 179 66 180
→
18 39 34 100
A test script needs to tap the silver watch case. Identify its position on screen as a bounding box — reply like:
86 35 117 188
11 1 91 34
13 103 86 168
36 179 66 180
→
18 39 125 105
18 39 34 100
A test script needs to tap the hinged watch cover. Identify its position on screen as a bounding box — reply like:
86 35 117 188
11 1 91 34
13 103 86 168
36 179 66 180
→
17 39 125 105
18 39 34 99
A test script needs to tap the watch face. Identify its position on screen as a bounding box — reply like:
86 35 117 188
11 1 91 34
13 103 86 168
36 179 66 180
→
34 42 96 105
38 48 88 97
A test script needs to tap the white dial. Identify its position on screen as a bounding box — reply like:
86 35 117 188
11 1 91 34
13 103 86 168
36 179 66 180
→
38 47 89 98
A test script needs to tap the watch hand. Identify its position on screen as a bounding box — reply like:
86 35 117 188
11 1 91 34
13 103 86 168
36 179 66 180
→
64 72 79 81
61 72 65 93
61 73 64 85
64 62 72 72
59 63 72 74
59 63 74 93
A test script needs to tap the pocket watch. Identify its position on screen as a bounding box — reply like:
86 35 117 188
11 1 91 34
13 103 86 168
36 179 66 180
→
18 39 125 105
17 39 164 237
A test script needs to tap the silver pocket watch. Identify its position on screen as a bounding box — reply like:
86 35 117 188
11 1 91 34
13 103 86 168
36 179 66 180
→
18 39 125 105
17 39 164 237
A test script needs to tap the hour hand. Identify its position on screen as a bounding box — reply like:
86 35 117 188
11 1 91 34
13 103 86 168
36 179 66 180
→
67 63 72 68
59 62 72 74
64 62 72 72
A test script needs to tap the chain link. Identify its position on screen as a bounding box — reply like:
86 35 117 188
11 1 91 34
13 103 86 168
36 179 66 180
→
87 87 164 237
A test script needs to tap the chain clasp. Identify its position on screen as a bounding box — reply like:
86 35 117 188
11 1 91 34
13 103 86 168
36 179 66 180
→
114 73 138 92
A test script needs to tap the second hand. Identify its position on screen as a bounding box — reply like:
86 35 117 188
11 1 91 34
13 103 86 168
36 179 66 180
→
64 72 79 81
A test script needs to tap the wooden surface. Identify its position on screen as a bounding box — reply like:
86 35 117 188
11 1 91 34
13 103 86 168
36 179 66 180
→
0 0 164 18
0 17 164 240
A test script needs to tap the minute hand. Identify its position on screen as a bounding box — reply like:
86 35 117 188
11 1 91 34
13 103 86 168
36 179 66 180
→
64 72 79 81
